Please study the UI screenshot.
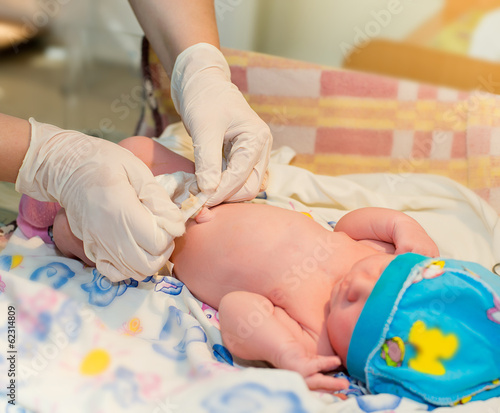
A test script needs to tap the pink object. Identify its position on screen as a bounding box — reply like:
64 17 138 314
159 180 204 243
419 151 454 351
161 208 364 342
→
17 194 61 244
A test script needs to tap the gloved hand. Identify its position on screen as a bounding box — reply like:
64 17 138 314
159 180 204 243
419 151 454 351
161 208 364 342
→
16 118 185 281
170 43 272 207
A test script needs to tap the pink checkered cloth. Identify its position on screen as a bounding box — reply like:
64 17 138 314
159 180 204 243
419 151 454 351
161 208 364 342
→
136 39 500 214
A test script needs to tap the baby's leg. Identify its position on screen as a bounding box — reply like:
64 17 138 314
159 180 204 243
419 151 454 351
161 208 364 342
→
52 136 195 267
119 136 195 175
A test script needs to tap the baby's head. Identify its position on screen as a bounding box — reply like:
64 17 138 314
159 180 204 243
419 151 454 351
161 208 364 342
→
327 253 395 365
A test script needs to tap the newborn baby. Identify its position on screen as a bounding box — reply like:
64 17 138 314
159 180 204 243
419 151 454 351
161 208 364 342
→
29 137 439 392
26 137 500 405
171 203 438 392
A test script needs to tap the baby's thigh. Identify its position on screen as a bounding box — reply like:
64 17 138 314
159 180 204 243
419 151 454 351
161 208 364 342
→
119 136 195 176
170 216 232 307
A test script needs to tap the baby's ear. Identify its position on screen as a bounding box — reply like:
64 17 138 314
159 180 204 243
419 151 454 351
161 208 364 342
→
195 207 214 224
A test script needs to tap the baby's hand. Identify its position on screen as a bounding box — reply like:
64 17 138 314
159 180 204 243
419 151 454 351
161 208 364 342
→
276 343 349 393
302 356 350 392
394 221 439 257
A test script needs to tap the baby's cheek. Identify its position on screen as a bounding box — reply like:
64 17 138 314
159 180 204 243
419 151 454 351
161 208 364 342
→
327 312 349 364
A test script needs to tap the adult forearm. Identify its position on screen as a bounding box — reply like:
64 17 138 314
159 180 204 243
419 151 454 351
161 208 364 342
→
0 113 30 183
128 0 220 77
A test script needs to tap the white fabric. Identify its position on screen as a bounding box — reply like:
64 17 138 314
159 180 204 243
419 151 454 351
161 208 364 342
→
15 118 185 281
2 123 499 412
469 9 500 63
170 43 273 207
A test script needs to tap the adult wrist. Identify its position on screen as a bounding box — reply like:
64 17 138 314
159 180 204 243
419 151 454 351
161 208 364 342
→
15 118 65 202
170 43 231 112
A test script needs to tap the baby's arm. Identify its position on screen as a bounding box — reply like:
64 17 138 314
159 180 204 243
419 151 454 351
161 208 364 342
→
334 207 439 257
219 291 348 392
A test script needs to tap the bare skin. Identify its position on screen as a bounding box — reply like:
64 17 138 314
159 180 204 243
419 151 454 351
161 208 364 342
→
52 137 439 392
128 0 219 77
0 113 31 183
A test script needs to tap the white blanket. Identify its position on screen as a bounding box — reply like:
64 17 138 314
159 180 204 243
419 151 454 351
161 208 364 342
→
1 124 499 412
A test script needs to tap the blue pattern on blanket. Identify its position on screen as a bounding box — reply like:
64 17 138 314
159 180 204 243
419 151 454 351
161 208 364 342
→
105 366 142 408
141 274 167 284
30 262 75 289
81 269 138 307
32 311 51 341
212 343 233 365
15 297 85 357
153 305 207 360
202 382 307 413
54 299 83 342
334 371 368 397
154 277 184 295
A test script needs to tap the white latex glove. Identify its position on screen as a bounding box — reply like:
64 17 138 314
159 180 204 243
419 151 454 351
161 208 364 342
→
171 43 272 207
16 118 185 281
